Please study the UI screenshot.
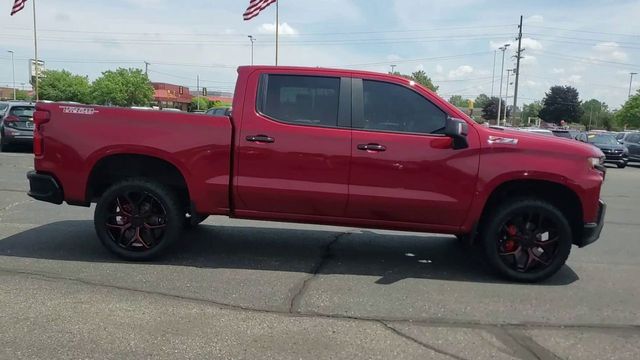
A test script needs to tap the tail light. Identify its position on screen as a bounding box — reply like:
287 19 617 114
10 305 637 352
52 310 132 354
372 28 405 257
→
3 115 19 126
33 110 50 157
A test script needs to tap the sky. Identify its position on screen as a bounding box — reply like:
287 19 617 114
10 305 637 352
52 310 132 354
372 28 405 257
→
1 0 639 108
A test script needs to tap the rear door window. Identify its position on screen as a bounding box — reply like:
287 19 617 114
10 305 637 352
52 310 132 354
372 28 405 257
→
258 74 340 127
357 80 446 134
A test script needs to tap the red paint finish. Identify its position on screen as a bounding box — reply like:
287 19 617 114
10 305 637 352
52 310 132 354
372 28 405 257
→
32 65 605 239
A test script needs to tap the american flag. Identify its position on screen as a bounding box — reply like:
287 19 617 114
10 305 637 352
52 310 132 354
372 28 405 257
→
243 0 276 21
11 0 27 15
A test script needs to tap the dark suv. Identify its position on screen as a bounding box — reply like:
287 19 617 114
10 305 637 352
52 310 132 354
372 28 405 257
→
587 133 628 168
0 102 35 152
620 132 640 163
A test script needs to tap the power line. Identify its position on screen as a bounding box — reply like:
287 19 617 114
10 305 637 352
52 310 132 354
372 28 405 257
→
527 25 640 38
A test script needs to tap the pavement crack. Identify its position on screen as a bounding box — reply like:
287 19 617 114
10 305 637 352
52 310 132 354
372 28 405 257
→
379 321 469 360
288 231 349 313
501 327 562 360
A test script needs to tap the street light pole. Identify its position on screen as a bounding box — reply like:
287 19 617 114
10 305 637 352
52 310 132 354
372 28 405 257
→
497 44 510 125
504 69 512 124
629 72 637 98
390 64 397 74
248 35 255 65
7 50 16 100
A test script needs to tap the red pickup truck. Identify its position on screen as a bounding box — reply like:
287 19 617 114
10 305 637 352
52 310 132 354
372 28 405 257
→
27 66 606 282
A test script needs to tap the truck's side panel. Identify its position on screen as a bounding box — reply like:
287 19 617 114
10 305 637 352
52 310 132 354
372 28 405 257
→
34 104 233 214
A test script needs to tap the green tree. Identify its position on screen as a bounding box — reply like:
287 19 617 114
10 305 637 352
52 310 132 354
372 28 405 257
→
614 92 640 129
521 101 543 122
190 97 209 111
448 95 469 107
39 69 91 103
91 68 154 107
539 86 583 124
581 99 610 129
481 97 509 121
389 70 439 92
474 94 491 108
15 90 30 101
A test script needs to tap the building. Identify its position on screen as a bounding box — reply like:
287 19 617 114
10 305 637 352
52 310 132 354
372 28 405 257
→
151 83 192 111
189 90 233 105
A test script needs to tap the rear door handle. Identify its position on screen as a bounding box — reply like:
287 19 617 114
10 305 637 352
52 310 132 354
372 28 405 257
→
246 135 275 143
357 143 386 152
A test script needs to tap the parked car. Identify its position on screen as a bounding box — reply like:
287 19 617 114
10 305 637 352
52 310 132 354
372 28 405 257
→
27 66 606 283
206 107 232 116
551 129 580 140
619 132 640 163
519 128 554 136
0 102 9 117
0 101 35 152
586 133 628 168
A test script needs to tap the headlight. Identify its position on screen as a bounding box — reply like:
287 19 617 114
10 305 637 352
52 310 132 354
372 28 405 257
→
588 157 603 168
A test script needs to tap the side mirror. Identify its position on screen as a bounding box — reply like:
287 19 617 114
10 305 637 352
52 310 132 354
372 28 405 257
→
444 117 469 149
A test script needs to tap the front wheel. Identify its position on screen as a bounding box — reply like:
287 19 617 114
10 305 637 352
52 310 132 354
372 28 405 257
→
481 199 572 282
94 178 183 260
617 162 627 169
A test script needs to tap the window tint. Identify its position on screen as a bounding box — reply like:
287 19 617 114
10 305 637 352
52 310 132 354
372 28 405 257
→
260 75 340 127
359 80 446 134
627 134 640 143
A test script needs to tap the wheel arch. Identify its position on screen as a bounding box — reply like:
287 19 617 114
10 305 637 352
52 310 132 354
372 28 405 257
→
86 152 191 210
475 179 584 246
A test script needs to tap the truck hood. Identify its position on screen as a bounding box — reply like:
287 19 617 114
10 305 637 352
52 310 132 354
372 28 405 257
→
479 127 604 159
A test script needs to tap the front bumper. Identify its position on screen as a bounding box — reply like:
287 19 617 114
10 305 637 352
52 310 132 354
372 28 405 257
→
577 200 606 247
27 171 63 205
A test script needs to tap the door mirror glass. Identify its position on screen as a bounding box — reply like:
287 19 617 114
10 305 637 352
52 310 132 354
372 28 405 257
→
444 117 469 149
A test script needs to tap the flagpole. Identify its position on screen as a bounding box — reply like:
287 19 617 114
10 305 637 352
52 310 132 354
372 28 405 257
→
32 0 39 101
275 0 279 66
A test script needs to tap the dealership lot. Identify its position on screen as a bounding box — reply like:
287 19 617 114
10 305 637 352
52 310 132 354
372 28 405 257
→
1 151 639 359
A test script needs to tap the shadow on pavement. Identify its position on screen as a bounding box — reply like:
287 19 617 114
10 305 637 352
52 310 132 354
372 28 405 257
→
0 220 579 286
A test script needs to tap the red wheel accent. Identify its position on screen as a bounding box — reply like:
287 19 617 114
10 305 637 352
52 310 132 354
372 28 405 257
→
105 191 167 251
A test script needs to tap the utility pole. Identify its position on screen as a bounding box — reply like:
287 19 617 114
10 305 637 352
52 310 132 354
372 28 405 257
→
197 75 200 111
144 61 150 76
629 72 637 98
512 15 523 116
497 44 510 125
491 50 496 97
248 35 255 65
390 64 397 74
7 50 16 100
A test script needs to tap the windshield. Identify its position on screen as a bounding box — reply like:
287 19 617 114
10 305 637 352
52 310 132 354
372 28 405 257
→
588 134 618 145
9 106 35 117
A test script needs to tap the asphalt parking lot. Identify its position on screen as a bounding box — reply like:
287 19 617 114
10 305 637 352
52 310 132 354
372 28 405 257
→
1 151 639 359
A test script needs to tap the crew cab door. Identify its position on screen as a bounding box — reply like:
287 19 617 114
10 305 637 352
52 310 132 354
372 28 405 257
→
346 77 480 227
235 71 352 217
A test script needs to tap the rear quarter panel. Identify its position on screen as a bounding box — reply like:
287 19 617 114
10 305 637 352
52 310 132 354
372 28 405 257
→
35 104 232 214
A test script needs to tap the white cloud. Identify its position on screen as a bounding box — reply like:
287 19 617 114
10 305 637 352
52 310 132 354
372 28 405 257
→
562 74 582 84
386 54 402 61
552 68 565 74
490 37 542 52
521 55 537 65
448 65 474 79
415 64 424 71
436 64 444 74
521 38 543 51
591 42 628 62
525 15 544 23
258 22 298 35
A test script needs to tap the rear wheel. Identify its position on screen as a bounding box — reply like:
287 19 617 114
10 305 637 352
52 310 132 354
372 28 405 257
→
617 162 627 169
0 132 11 152
94 178 183 260
481 198 572 282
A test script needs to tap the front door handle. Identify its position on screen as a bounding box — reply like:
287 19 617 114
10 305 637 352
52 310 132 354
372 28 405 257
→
246 135 275 143
357 143 386 152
